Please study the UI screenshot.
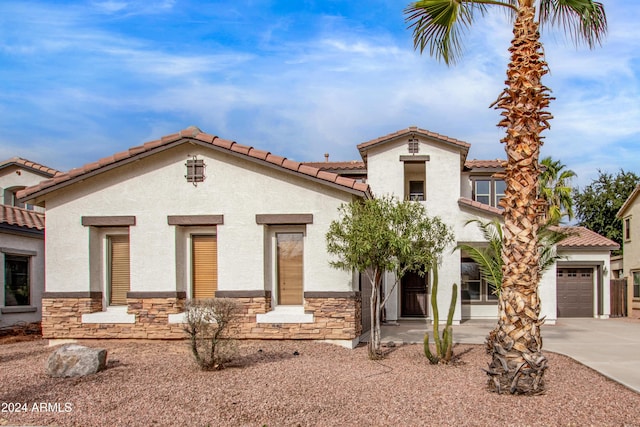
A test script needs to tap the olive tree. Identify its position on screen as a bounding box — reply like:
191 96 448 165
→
326 196 454 359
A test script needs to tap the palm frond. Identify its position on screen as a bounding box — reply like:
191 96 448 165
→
539 0 607 48
404 0 483 65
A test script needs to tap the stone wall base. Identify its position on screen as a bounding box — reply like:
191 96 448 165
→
41 293 362 342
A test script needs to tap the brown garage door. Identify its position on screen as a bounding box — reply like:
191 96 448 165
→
557 268 594 317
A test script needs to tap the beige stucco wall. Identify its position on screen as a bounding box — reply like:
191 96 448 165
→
40 143 358 303
0 165 51 211
0 230 45 327
620 203 640 316
367 137 497 322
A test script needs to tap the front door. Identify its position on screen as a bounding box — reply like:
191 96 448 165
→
401 271 428 317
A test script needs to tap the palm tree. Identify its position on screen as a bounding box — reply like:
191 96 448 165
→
405 0 606 394
540 156 577 224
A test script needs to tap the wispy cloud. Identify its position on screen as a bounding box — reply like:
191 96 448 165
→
0 0 637 192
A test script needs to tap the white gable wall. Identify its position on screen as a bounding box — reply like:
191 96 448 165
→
42 144 357 298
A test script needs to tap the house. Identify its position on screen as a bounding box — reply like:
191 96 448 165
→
616 184 640 318
0 158 60 328
19 127 371 347
18 126 618 346
344 127 618 324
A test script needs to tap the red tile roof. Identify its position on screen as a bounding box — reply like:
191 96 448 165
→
18 127 372 201
465 159 506 169
556 226 620 250
302 161 366 171
357 126 471 157
0 205 45 231
458 197 504 216
458 198 618 250
0 157 61 177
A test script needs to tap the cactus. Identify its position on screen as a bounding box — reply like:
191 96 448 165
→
423 260 458 364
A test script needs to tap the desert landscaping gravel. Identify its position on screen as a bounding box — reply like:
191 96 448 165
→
1 338 639 427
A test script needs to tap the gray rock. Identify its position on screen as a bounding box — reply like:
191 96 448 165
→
46 344 108 378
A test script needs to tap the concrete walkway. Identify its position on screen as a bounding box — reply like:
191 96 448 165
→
380 317 640 393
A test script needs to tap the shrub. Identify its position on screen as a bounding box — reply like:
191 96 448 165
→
183 298 239 370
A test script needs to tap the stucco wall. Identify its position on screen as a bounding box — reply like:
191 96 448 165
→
621 204 640 316
366 136 468 322
41 144 357 300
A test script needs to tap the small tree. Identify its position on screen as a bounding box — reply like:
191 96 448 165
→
183 298 239 370
326 196 454 359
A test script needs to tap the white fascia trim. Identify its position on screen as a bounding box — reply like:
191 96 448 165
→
256 305 313 324
82 306 135 324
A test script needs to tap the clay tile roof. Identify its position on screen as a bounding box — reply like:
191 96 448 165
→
0 157 61 177
556 226 620 250
465 159 506 169
18 127 373 201
302 161 367 171
0 205 45 231
357 126 471 156
458 197 504 216
457 199 617 250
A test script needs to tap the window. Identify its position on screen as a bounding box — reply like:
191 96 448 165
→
625 218 631 241
276 232 304 305
494 180 506 207
633 272 640 299
461 258 497 303
108 235 130 306
409 181 425 201
185 158 205 184
473 179 506 208
4 255 30 306
191 234 217 299
404 162 426 201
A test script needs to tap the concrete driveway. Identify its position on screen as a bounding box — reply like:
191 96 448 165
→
380 317 640 393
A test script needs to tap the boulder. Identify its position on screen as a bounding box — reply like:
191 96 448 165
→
46 344 108 378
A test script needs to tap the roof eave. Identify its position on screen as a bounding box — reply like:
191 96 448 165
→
20 136 371 202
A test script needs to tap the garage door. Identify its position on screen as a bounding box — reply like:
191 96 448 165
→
557 268 594 317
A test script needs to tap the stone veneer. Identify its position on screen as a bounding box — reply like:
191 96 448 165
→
41 292 186 339
41 290 362 343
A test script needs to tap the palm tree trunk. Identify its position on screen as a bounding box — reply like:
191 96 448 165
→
486 4 551 395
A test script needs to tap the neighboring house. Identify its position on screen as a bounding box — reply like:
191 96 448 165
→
18 126 618 345
616 185 640 318
0 158 60 328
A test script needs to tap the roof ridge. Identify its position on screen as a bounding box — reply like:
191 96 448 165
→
0 157 62 176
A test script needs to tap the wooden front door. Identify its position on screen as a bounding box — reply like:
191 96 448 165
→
401 271 428 317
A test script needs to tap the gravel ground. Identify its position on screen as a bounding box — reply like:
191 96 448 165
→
1 338 639 427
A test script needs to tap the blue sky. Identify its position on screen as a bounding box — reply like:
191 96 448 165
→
1 1 638 190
